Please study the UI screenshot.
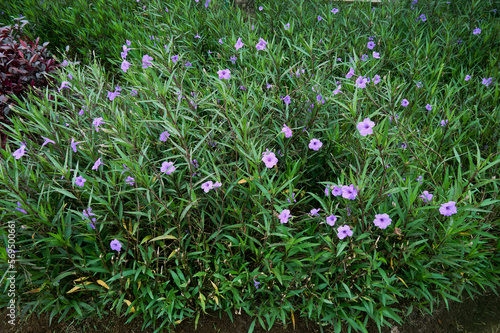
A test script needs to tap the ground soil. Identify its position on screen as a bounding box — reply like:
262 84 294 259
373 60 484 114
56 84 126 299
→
1 291 499 333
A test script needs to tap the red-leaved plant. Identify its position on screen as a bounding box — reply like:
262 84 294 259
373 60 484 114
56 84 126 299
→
0 18 61 149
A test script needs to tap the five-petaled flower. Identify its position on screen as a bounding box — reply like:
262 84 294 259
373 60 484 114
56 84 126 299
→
309 139 323 151
426 104 432 111
310 208 321 216
75 175 86 187
355 76 368 88
439 201 457 216
161 161 176 175
256 38 268 51
342 184 358 200
357 118 375 136
58 81 71 93
262 151 278 168
346 67 355 79
201 181 214 193
92 158 104 170
326 215 337 226
171 55 178 63
373 213 392 229
110 239 122 252
373 51 380 59
367 41 376 49
281 124 292 138
420 191 433 203
332 186 342 196
71 138 82 153
126 176 135 185
337 225 353 239
473 28 481 35
331 8 339 14
160 131 170 142
279 209 291 224
283 95 291 105
217 69 231 79
235 38 245 50
142 54 153 69
93 117 105 132
121 60 131 72
401 99 409 107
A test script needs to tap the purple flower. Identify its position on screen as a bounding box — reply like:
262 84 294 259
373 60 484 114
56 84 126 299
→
58 81 71 93
310 208 321 216
373 74 381 85
160 161 176 174
254 279 261 289
373 51 380 59
281 124 292 138
256 38 268 51
337 225 353 240
357 118 375 136
217 69 231 79
40 136 55 148
62 60 69 67
278 209 291 224
318 16 322 21
171 55 178 63
482 77 493 87
125 176 135 185
465 75 471 81
219 38 223 44
262 151 278 168
142 54 153 69
355 76 368 88
185 61 192 67
401 99 409 107
325 187 330 196
110 239 122 251
419 14 427 22
440 119 448 127
326 215 337 226
473 28 481 35
121 60 131 72
361 54 368 61
251 25 254 30
71 138 82 153
367 41 376 49
235 38 245 50
13 145 26 159
107 90 120 101
439 201 457 216
91 157 104 170
259 6 263 10
283 95 291 105
332 85 342 95
201 181 214 193
284 23 290 30
373 213 392 229
75 175 86 187
131 89 138 96
420 191 433 203
332 186 342 196
160 131 170 142
426 104 432 111
213 181 222 188
230 56 237 64
82 207 96 220
15 201 27 214
93 117 104 132
331 8 339 14
68 74 73 80
195 33 200 38
346 67 355 79
126 40 131 46
342 184 358 200
308 139 323 151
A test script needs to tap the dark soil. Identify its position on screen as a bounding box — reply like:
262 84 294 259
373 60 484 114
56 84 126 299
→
1 291 499 333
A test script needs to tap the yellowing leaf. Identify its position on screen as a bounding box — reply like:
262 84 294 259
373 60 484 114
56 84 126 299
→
397 276 409 289
149 234 177 242
124 299 135 313
73 276 90 283
24 288 40 294
67 286 81 294
291 310 295 330
96 280 109 290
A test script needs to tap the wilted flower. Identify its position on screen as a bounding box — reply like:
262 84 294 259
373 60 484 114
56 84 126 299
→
440 119 448 126
58 81 71 93
15 201 27 214
346 67 355 79
91 158 104 170
13 145 26 159
125 176 135 185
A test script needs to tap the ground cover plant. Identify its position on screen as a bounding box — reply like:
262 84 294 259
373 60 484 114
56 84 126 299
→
1 0 499 332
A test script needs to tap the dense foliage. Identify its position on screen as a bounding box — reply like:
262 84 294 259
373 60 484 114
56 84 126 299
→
1 0 499 332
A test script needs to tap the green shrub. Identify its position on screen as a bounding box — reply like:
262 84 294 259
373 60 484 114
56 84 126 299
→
1 0 499 332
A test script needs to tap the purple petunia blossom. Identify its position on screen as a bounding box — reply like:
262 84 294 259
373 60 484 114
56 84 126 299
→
284 23 290 30
160 161 176 174
110 239 122 251
219 38 223 44
326 215 337 226
15 201 27 214
235 38 245 50
171 55 178 63
278 209 291 224
342 184 358 200
465 75 471 81
332 186 342 196
440 119 448 126
346 67 355 79
367 41 376 49
283 95 291 105
82 207 96 220
93 117 104 132
91 158 104 170
373 51 380 59
310 208 321 216
58 81 71 93
337 225 353 239
62 60 69 67
256 38 268 51
318 16 322 21
439 201 457 216
473 28 481 35
217 69 231 79
401 99 409 107
309 139 323 151
373 74 381 85
420 191 433 203
12 144 26 160
121 60 131 72
75 175 86 187
262 151 278 168
131 89 138 96
332 85 342 95
71 138 82 153
482 77 493 87
107 90 120 101
254 279 260 289
259 6 263 10
426 104 432 111
41 136 55 148
126 40 131 46
281 124 292 138
355 76 368 88
373 213 392 229
125 176 135 185
357 118 375 136
331 8 339 14
142 54 153 69
361 54 368 61
160 131 170 142
201 181 214 193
